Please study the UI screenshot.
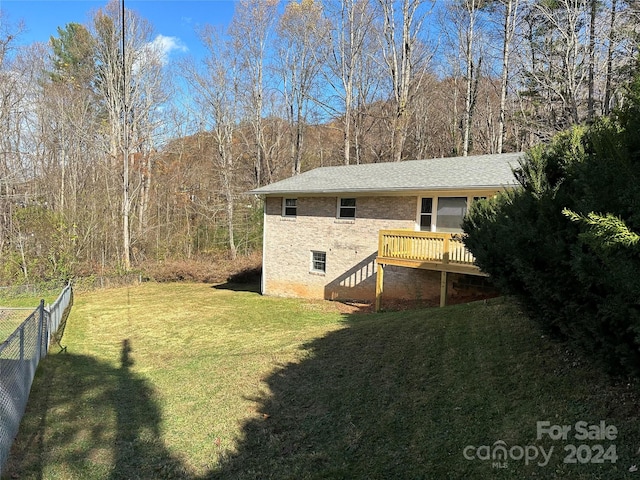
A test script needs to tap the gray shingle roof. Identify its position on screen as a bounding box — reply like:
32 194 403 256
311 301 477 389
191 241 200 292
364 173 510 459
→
250 152 522 195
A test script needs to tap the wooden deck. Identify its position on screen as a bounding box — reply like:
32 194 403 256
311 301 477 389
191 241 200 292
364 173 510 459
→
376 230 485 275
375 230 486 311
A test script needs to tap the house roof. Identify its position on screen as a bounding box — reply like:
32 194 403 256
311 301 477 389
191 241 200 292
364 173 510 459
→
249 152 523 196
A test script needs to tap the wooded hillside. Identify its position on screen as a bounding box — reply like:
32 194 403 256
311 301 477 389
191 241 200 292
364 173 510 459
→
0 0 637 283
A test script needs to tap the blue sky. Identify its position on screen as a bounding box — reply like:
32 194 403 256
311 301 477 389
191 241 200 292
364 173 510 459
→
0 0 238 62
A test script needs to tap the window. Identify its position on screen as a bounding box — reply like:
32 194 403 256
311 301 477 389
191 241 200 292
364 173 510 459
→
436 197 467 232
419 197 433 231
311 251 326 273
283 198 297 217
338 198 356 219
417 196 471 233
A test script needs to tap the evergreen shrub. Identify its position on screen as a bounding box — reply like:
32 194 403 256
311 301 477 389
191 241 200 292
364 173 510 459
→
463 76 640 376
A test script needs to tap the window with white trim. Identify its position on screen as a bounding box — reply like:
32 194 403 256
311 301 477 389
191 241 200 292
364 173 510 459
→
338 198 356 219
283 198 297 217
311 251 326 273
419 197 433 231
418 196 471 233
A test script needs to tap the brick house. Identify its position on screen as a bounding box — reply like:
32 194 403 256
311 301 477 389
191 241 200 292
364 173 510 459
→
250 153 521 309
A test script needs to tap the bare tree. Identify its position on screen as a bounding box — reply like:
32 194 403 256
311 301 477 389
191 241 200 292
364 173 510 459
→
518 0 590 135
489 0 519 153
0 16 27 201
183 26 242 259
0 21 34 279
603 0 619 115
325 0 377 164
602 0 638 115
229 0 279 187
92 0 165 270
275 0 329 175
441 0 486 156
376 0 432 162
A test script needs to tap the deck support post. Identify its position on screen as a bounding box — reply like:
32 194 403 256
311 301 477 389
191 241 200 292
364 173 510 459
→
440 271 448 308
375 262 384 312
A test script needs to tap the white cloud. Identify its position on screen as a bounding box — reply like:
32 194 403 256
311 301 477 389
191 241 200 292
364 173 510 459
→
148 34 188 65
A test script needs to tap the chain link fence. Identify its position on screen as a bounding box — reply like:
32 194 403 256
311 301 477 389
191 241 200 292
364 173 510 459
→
0 284 73 475
0 309 34 345
0 282 61 298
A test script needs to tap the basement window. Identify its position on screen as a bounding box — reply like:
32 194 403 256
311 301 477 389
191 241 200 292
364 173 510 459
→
311 251 326 274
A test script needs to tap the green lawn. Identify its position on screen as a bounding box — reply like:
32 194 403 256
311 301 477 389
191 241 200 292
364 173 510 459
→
0 286 67 341
4 283 640 479
0 308 35 341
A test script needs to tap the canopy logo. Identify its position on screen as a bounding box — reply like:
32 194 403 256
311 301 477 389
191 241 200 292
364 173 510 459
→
463 441 553 468
463 420 619 470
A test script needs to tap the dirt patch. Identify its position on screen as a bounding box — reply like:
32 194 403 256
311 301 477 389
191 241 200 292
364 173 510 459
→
298 299 374 315
332 301 374 314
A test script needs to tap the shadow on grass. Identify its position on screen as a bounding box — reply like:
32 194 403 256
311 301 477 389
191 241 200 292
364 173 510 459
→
6 300 640 479
201 309 468 479
203 301 640 480
212 267 262 293
4 339 187 479
211 282 261 294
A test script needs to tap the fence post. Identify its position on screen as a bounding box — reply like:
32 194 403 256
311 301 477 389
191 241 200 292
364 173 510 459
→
46 303 51 353
38 300 45 360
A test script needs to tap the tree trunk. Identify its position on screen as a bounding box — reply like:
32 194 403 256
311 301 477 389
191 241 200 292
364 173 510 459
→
587 0 597 121
498 0 517 154
122 150 131 271
603 0 617 115
462 0 480 157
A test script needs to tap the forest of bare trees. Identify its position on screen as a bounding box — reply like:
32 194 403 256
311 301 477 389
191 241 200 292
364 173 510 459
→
0 0 638 283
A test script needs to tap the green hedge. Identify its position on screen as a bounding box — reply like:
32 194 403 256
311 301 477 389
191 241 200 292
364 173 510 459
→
463 75 640 376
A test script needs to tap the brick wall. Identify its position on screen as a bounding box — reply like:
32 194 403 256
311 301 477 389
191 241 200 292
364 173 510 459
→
262 195 496 305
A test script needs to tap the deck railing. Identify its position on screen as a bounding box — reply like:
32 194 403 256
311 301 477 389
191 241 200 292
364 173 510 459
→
377 230 476 266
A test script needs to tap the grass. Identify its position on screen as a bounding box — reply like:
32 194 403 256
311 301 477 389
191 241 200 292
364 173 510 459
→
0 308 36 341
0 286 68 341
4 282 640 479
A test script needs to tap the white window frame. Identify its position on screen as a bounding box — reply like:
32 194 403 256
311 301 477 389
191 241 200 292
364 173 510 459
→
282 198 297 217
310 250 327 274
337 197 357 219
417 195 483 233
418 197 434 231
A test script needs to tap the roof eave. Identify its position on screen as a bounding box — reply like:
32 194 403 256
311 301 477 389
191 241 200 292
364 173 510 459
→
248 183 518 196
